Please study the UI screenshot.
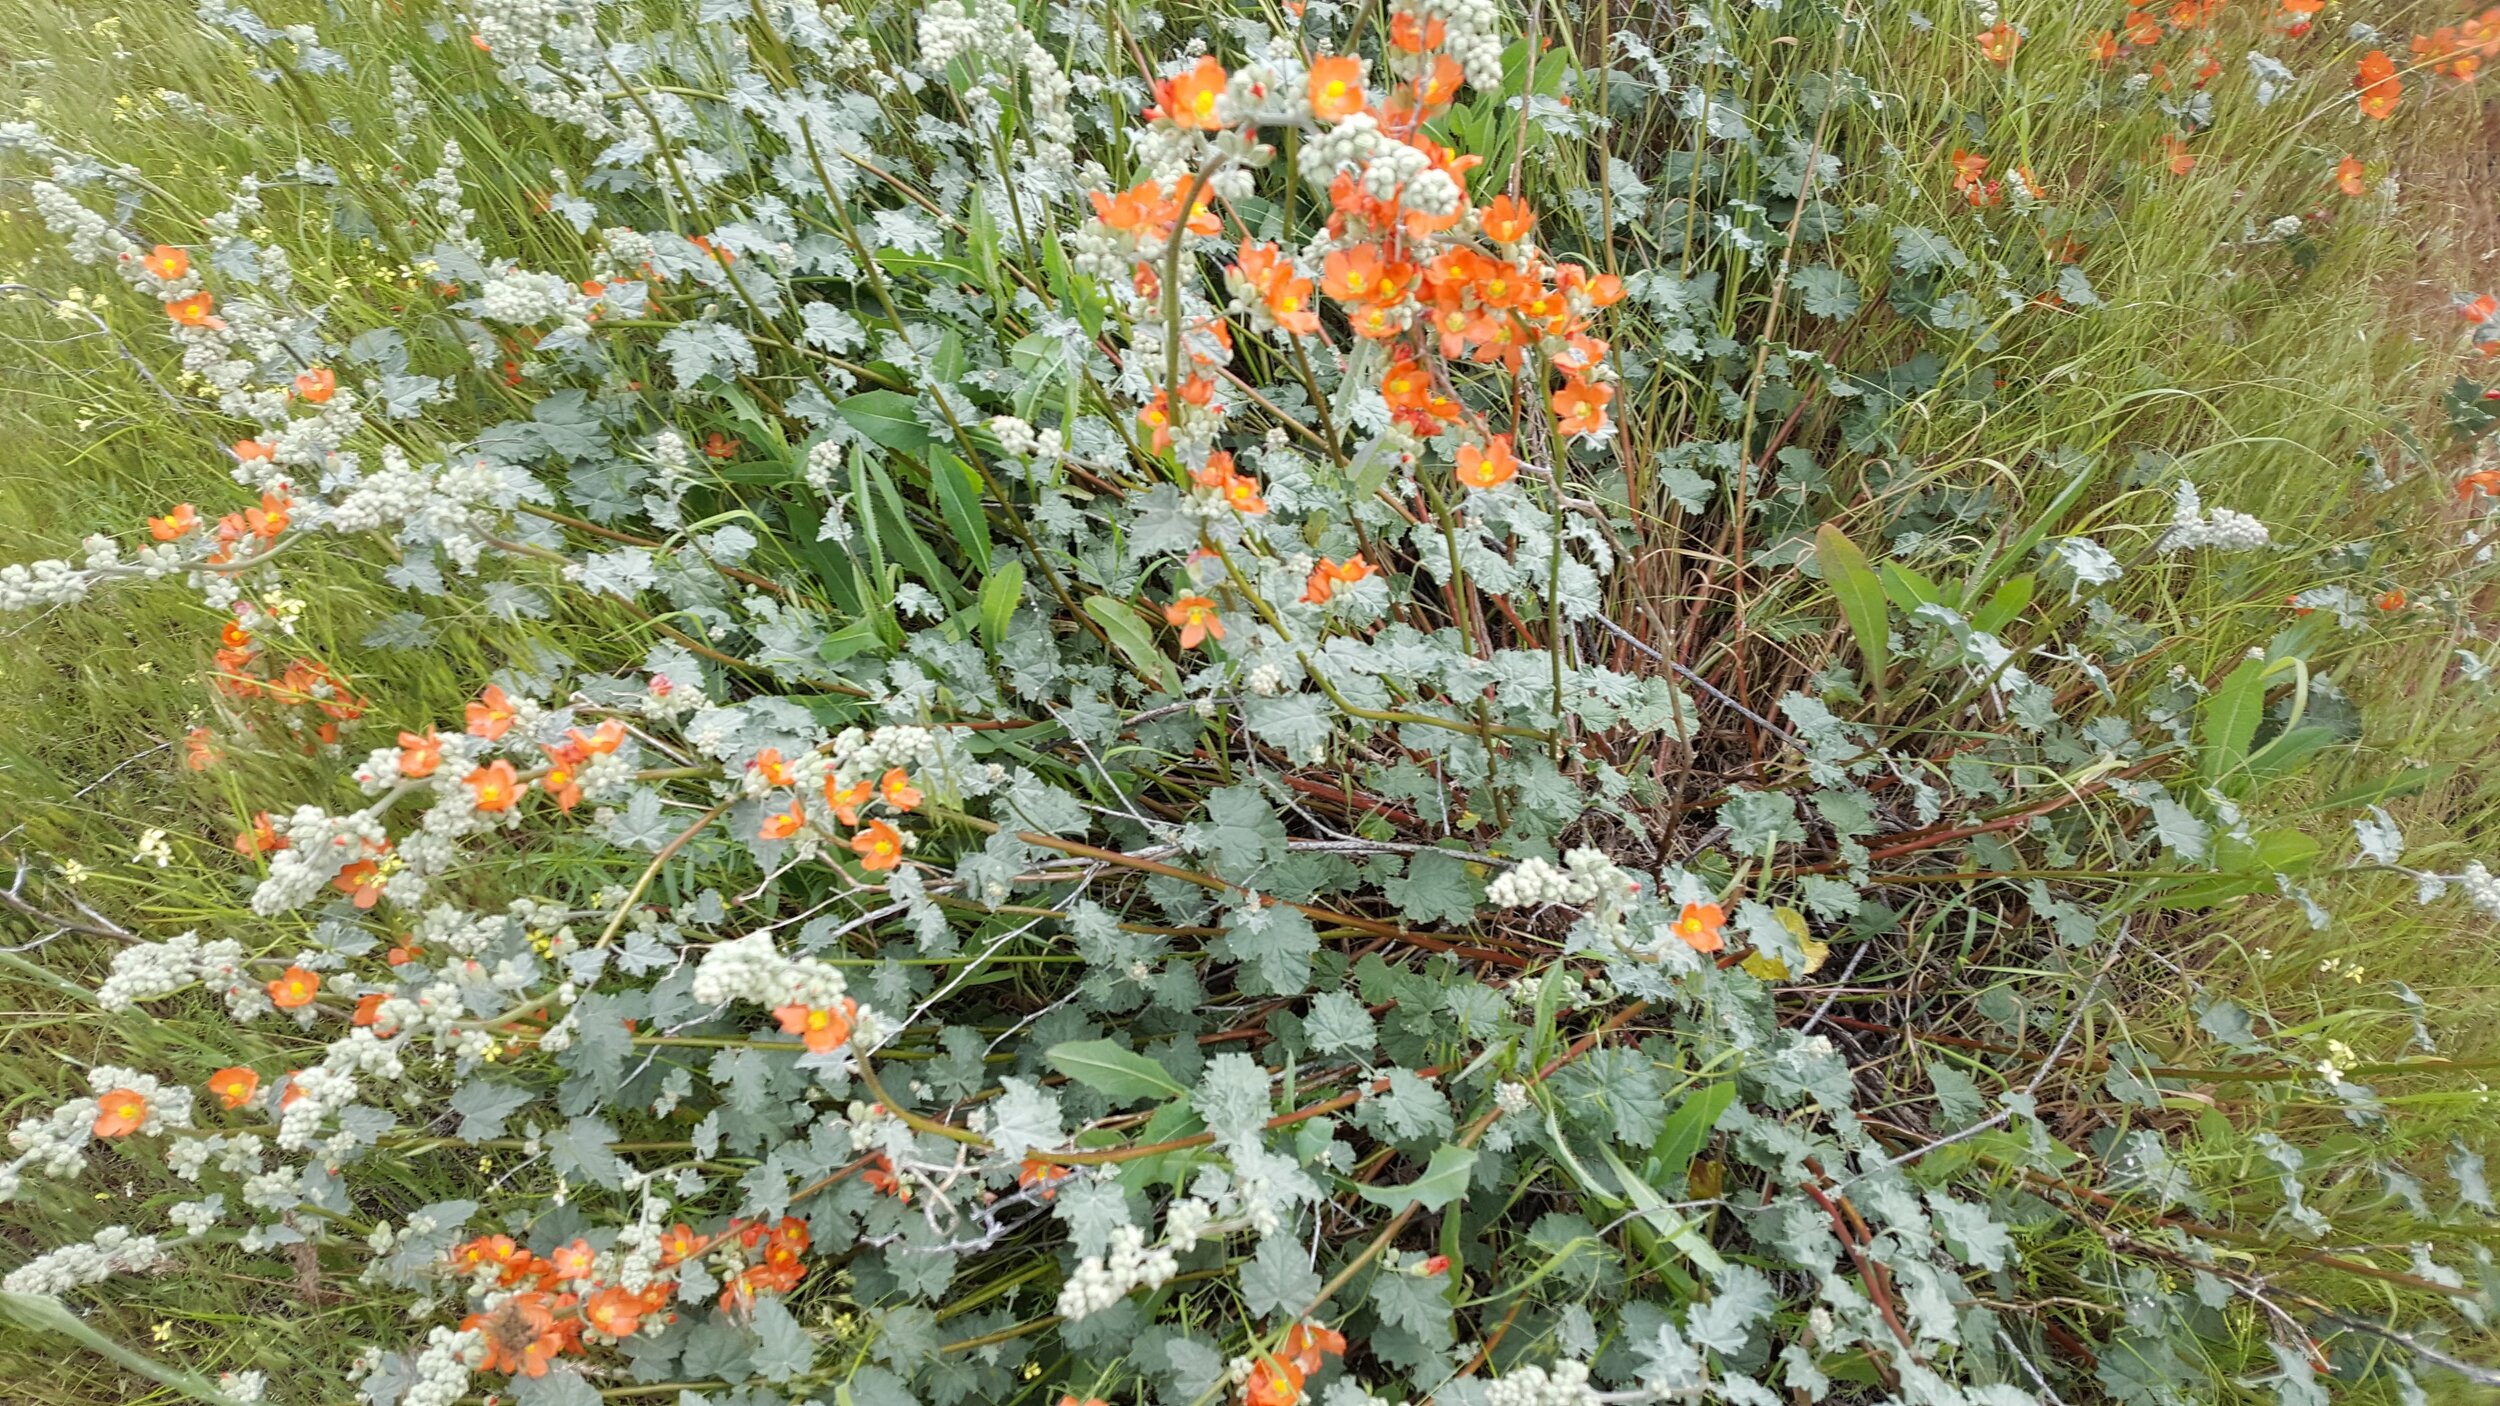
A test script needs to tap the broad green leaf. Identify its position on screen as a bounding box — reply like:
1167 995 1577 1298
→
2245 726 2339 785
930 450 993 565
1970 573 2034 635
1880 560 1946 614
978 561 1025 649
1647 1079 1736 1188
834 390 937 452
1046 1039 1187 1101
2199 657 2270 786
1083 594 1176 691
1355 1143 1479 1213
1814 524 1889 702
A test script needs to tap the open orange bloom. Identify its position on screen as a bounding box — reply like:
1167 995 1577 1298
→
570 718 628 755
2355 49 2402 119
1411 54 1465 109
750 746 794 788
1302 555 1377 605
1281 1322 1347 1376
268 964 321 1008
865 1153 911 1200
1672 901 1726 953
141 245 189 280
1455 436 1519 490
207 1066 260 1109
2336 156 2367 197
584 1286 646 1338
398 729 443 778
2458 469 2500 500
1480 193 1536 244
1020 1155 1070 1198
166 291 217 326
1265 272 1320 334
1163 56 1228 130
880 768 923 811
235 812 285 858
1308 55 1367 121
1165 595 1223 648
93 1089 148 1138
294 368 337 403
148 503 199 541
2377 588 2407 611
1976 20 2021 62
774 997 858 1054
334 859 386 909
1389 9 1446 51
1322 244 1390 302
466 758 523 811
851 819 905 871
1552 380 1613 437
760 800 806 840
825 775 873 827
466 684 517 739
1244 1355 1306 1406
542 748 585 810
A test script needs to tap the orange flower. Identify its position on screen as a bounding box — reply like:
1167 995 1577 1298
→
760 800 807 840
1308 55 1367 121
2355 49 2402 119
1455 436 1519 490
148 503 199 541
2458 469 2500 500
1164 595 1224 648
1552 379 1613 437
93 1089 148 1138
2160 134 2195 176
1301 554 1378 605
585 1286 646 1338
704 431 740 460
750 746 794 788
293 368 337 403
465 758 523 811
352 991 389 1028
1163 56 1229 130
1265 273 1320 334
465 684 517 739
1322 244 1390 303
333 859 386 909
1976 20 2021 63
825 775 873 827
1020 1155 1069 1198
268 964 321 1008
141 245 189 280
232 438 273 464
774 997 858 1054
570 718 629 755
880 768 923 811
166 290 217 326
2331 156 2367 197
234 813 286 858
1389 9 1445 51
1673 901 1726 953
851 819 905 871
207 1066 260 1109
398 729 443 778
1244 1355 1306 1406
2089 29 2119 62
864 1153 910 1200
1480 193 1536 244
1282 1322 1347 1375
1411 54 1465 109
2376 588 2407 612
658 1224 703 1266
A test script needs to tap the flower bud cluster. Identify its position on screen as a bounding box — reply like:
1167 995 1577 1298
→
691 931 853 1011
0 1225 166 1295
1055 1222 1180 1319
96 930 249 1011
1483 1359 1604 1406
2158 480 2272 553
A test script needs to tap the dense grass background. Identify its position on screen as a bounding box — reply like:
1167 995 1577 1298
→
1 0 2497 1400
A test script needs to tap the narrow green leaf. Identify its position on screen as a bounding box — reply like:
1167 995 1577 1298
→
1083 594 1175 690
1647 1079 1736 1188
1970 573 2034 635
1 1292 250 1406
